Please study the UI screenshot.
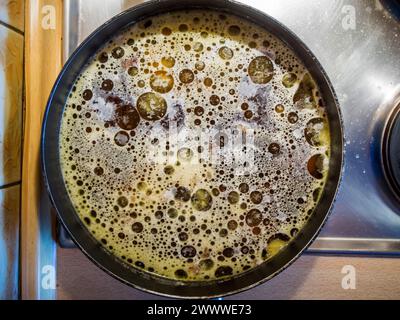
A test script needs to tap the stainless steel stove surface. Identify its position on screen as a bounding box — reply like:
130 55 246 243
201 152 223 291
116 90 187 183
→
60 0 400 255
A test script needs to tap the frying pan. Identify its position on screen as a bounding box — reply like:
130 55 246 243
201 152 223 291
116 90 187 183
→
41 0 344 298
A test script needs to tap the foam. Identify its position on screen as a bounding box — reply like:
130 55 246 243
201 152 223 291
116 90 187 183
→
59 10 330 281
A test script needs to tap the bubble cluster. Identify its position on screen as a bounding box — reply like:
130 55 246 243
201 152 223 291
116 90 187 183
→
60 10 330 281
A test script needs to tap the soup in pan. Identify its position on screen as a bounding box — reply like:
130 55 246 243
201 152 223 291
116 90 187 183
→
60 10 330 281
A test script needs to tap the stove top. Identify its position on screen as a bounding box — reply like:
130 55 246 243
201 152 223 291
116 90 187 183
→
58 0 400 254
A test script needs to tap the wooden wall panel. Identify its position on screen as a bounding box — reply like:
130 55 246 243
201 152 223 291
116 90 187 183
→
21 0 62 300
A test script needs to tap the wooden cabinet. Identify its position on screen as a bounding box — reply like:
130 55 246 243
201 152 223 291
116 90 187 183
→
21 0 62 300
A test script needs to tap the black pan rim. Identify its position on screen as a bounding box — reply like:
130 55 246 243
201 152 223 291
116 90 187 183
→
41 0 344 299
382 101 400 201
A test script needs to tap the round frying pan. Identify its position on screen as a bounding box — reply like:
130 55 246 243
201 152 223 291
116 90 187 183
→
41 0 343 298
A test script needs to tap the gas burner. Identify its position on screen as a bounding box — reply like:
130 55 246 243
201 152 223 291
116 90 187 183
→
382 103 400 201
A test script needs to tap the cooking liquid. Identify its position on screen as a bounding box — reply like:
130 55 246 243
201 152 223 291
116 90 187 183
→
60 10 330 281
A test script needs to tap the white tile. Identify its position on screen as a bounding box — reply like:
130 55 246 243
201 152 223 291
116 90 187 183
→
0 25 23 186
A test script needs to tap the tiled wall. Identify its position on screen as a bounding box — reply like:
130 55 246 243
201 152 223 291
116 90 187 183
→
0 0 24 300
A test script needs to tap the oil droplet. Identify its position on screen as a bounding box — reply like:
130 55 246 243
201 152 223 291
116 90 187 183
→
288 112 299 124
245 209 262 227
265 233 290 257
161 56 176 68
179 69 195 84
132 222 143 233
150 71 174 93
115 104 140 130
136 92 167 121
228 25 241 36
175 186 191 202
128 67 138 76
195 61 205 71
191 189 213 211
101 79 114 91
161 27 172 36
305 118 325 147
179 24 189 32
250 191 263 204
307 154 325 179
111 47 124 59
204 78 213 87
268 143 280 155
218 46 234 60
193 42 204 52
82 89 93 101
248 56 274 84
282 73 297 88
275 104 284 113
114 131 130 147
228 191 240 204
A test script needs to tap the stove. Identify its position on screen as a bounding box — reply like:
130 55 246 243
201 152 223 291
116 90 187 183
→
56 0 400 255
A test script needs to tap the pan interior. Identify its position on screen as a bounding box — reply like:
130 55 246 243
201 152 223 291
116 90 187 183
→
59 9 330 282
